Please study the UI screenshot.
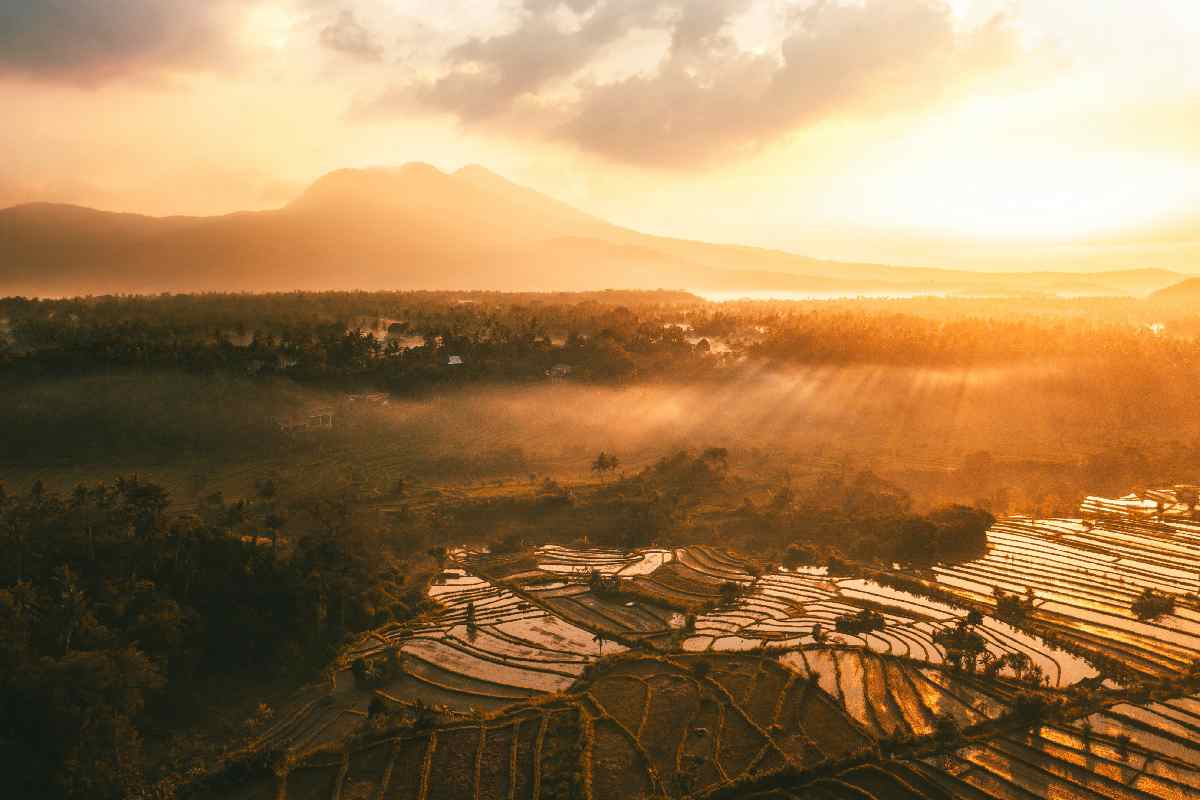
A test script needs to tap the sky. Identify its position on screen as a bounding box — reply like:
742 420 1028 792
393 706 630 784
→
1 0 1198 271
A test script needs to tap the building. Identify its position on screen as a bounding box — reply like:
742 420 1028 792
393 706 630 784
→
447 355 464 366
274 408 334 433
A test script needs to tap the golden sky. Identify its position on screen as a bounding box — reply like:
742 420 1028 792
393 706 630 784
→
1 0 1198 271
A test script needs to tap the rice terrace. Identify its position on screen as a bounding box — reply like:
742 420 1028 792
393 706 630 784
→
183 486 1200 800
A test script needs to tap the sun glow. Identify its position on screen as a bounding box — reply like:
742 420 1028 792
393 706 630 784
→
881 151 1193 241
846 90 1200 242
243 4 294 52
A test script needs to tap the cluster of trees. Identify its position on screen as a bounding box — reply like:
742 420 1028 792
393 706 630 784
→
478 448 997 572
930 610 1047 685
0 476 422 799
1131 588 1175 620
982 652 1047 686
752 309 1200 369
833 608 887 635
499 448 997 568
933 614 988 672
590 451 621 480
994 587 1036 622
776 472 994 566
0 292 730 391
584 449 734 550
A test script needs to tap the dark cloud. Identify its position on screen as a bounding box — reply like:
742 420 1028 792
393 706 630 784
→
360 0 1027 167
320 9 383 61
0 0 249 84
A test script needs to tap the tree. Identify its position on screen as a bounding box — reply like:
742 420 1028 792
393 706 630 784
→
465 601 477 637
934 619 987 672
834 609 886 635
934 713 961 743
994 587 1034 622
1011 691 1047 724
51 565 92 654
1115 733 1131 759
718 581 742 604
700 447 729 472
265 511 285 559
1131 588 1174 621
255 478 277 501
1179 487 1200 520
591 451 620 482
352 657 369 688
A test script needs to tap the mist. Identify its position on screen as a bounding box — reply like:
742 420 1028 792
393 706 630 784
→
6 359 1192 517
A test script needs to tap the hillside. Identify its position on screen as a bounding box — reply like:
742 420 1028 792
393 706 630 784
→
1150 276 1200 302
0 163 1187 297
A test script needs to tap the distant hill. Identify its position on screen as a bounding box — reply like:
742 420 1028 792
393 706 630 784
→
0 162 1188 296
1150 277 1200 302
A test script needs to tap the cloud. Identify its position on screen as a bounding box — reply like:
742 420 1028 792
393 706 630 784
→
359 0 1034 167
420 0 671 121
0 0 252 85
320 9 383 61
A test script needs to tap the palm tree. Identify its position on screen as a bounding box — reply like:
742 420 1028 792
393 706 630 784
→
593 633 606 657
591 452 620 482
1179 488 1199 520
265 511 285 560
54 565 90 653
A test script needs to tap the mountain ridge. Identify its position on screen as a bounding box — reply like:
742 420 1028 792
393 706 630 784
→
0 163 1188 297
1150 276 1200 301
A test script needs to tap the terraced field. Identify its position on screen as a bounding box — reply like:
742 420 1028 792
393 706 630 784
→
346 567 623 711
682 572 1095 688
296 538 1090 748
777 648 1018 738
743 691 1200 800
910 490 1200 679
192 648 1033 800
469 544 1096 688
536 545 676 577
190 484 1200 799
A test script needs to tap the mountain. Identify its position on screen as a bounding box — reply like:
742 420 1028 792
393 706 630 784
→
1150 277 1200 303
0 163 1189 296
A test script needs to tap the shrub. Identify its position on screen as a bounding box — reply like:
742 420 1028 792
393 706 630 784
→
1010 691 1048 724
783 542 820 567
934 714 961 743
718 581 743 603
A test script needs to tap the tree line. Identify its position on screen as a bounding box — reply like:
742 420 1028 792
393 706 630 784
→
7 291 1200 393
